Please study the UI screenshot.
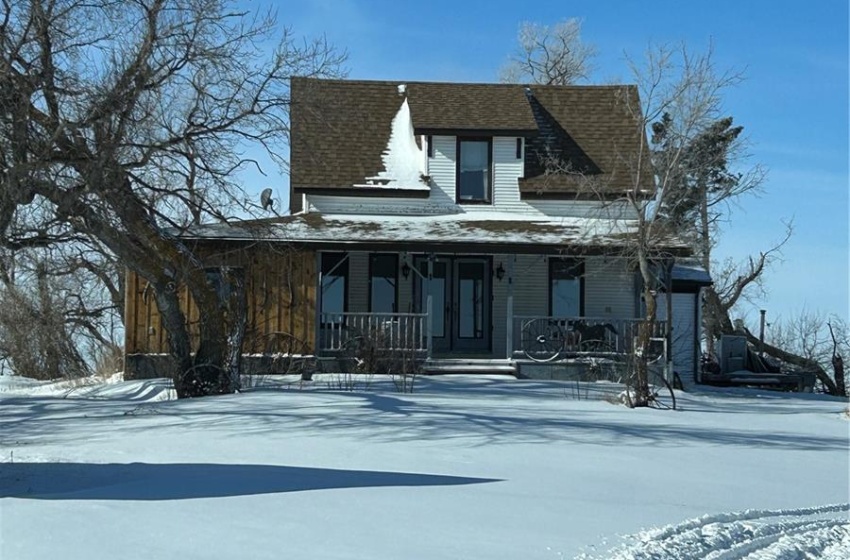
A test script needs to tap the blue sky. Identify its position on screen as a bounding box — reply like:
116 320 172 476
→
255 0 848 324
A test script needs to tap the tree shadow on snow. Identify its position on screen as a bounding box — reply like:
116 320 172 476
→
1 462 501 500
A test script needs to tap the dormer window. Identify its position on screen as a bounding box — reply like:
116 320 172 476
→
456 138 492 203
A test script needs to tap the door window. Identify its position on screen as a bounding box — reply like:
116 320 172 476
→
418 261 447 338
457 262 485 339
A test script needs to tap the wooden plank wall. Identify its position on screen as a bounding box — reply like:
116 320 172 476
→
124 244 316 355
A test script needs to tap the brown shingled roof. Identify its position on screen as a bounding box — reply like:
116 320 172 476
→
291 78 402 190
290 77 653 197
407 83 538 134
520 85 654 195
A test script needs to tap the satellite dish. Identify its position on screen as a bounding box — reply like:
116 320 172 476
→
260 188 274 211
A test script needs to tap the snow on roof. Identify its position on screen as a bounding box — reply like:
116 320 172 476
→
672 261 712 285
360 97 429 191
182 212 691 253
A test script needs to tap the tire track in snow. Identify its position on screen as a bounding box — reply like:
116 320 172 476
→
578 503 850 560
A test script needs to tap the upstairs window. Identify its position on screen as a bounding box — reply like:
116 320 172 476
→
457 138 492 203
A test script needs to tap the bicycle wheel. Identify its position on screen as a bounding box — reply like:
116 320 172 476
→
522 319 563 362
647 375 676 410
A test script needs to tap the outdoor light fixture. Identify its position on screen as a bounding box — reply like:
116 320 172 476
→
495 262 505 281
401 261 411 279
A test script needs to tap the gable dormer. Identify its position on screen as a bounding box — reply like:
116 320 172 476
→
289 78 652 214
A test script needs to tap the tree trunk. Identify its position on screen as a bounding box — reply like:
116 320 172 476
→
741 329 838 395
151 283 195 397
630 248 657 408
698 189 715 356
828 323 846 398
832 354 845 398
225 269 247 392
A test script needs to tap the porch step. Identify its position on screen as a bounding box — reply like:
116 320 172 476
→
422 359 518 376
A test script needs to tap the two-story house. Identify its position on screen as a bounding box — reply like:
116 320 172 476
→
123 78 710 384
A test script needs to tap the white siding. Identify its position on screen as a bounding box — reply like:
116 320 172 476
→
502 255 549 358
491 137 523 210
583 257 636 319
306 192 637 218
428 135 457 205
512 255 550 316
490 254 510 357
525 200 637 219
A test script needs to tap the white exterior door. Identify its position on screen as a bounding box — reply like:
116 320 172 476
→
658 292 699 385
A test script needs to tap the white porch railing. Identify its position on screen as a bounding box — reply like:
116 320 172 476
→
512 316 668 360
319 312 429 354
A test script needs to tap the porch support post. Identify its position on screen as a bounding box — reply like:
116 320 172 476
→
506 255 515 360
426 254 434 361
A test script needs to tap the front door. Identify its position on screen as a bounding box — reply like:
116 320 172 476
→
416 256 491 354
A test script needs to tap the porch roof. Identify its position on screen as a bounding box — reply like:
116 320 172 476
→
671 261 713 292
183 212 691 255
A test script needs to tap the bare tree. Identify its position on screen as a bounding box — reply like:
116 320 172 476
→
624 43 817 400
500 19 596 85
758 310 846 395
0 197 125 379
523 42 744 405
701 224 790 348
0 255 93 379
0 0 345 397
828 321 846 397
605 43 750 405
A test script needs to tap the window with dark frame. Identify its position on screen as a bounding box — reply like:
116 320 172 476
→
457 138 492 203
321 253 348 316
369 254 398 313
549 258 583 317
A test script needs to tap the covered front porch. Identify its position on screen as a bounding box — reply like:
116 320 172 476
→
315 250 669 368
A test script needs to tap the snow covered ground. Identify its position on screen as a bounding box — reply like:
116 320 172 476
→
1 373 848 559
